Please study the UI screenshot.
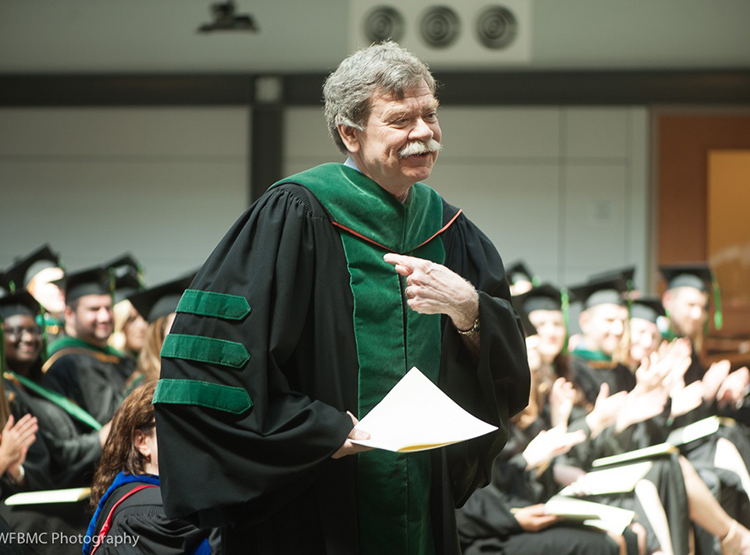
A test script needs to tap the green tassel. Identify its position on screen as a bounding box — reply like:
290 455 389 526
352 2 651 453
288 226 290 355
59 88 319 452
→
561 287 570 355
712 276 723 330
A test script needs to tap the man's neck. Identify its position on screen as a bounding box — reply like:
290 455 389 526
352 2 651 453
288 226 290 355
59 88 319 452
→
64 329 108 350
344 157 411 202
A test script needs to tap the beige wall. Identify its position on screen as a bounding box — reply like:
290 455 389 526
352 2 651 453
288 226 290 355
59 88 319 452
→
0 107 249 285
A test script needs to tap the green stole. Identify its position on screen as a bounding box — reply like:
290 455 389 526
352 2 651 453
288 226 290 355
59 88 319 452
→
571 346 612 362
276 163 447 555
47 336 127 359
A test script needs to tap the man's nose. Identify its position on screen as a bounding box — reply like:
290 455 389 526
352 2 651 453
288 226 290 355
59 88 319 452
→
410 117 434 141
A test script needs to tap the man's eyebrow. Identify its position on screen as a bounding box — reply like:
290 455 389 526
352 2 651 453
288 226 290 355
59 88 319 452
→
383 101 440 120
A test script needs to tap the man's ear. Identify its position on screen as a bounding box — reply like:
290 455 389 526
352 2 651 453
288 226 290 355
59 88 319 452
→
337 124 360 154
64 305 74 323
578 309 591 336
662 290 673 312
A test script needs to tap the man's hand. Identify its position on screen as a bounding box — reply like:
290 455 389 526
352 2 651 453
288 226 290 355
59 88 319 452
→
702 360 731 402
513 504 562 532
331 411 372 459
585 383 627 439
717 366 750 407
383 253 478 331
521 426 586 470
548 378 576 429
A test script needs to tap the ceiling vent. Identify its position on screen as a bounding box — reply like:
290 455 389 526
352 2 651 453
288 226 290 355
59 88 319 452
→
350 0 531 69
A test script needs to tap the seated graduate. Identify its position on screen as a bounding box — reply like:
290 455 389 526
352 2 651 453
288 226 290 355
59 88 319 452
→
0 290 100 554
503 284 750 555
660 264 750 418
0 291 108 488
124 272 195 391
456 315 632 555
43 264 136 425
85 382 217 555
2 245 67 346
108 254 147 361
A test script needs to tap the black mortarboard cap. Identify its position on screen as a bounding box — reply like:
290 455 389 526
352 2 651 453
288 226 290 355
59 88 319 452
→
0 291 41 321
2 244 62 292
106 253 143 279
55 265 114 303
514 284 566 314
0 274 8 299
127 272 196 323
569 272 631 310
587 266 636 289
113 267 145 305
630 297 666 324
659 263 713 292
506 261 538 286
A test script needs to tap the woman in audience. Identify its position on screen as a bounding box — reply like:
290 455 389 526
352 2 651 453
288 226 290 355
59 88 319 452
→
85 382 217 554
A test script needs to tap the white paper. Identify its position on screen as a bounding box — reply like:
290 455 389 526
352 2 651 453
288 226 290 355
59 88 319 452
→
559 461 653 496
545 496 636 535
5 487 91 506
667 416 720 446
350 367 498 452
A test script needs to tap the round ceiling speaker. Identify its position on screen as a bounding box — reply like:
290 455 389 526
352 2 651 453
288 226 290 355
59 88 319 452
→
476 5 517 49
419 6 460 48
363 6 405 43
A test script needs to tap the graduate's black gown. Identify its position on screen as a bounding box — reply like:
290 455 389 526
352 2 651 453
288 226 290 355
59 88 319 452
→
457 421 624 555
43 345 134 425
155 182 530 555
0 378 95 555
88 481 218 555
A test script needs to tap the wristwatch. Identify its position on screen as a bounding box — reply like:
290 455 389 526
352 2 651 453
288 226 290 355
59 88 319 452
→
456 317 480 337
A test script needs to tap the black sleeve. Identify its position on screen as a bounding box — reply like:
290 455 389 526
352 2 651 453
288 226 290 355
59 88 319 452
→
456 483 525 543
155 185 352 528
440 205 531 506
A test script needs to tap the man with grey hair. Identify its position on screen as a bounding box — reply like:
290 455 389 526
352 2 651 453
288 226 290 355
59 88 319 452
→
154 41 529 555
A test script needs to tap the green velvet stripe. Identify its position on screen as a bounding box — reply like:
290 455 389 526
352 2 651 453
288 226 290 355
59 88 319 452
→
571 346 612 362
176 289 251 321
161 334 250 369
152 378 252 414
279 164 445 555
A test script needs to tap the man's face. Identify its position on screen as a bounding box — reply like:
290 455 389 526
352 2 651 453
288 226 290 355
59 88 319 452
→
346 80 442 193
629 317 660 365
663 287 708 340
528 309 566 364
66 294 114 346
579 303 628 357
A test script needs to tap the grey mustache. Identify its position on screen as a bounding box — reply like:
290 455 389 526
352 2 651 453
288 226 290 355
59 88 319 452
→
398 139 443 158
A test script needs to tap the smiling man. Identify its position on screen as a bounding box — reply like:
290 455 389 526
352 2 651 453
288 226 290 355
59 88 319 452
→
43 266 135 425
154 42 529 555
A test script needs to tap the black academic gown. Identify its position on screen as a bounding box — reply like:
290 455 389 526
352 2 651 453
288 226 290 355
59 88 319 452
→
1 380 92 555
4 375 101 487
155 181 530 555
42 345 134 425
457 419 624 555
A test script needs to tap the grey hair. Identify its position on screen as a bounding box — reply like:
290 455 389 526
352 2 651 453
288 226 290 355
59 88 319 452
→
323 41 437 155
